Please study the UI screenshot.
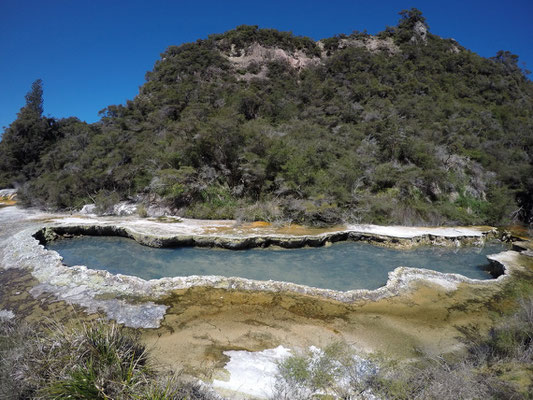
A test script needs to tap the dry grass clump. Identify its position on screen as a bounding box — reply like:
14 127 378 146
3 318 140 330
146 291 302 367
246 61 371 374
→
0 316 36 399
369 357 518 400
480 295 533 363
0 318 219 400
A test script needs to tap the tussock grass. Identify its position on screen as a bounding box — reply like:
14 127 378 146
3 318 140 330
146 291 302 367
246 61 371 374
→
0 318 219 400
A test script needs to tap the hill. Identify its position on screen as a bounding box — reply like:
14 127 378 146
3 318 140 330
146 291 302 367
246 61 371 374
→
1 9 532 226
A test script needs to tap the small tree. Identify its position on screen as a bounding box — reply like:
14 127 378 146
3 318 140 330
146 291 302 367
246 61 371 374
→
24 78 44 116
491 50 521 73
0 79 55 185
398 8 427 30
396 8 429 43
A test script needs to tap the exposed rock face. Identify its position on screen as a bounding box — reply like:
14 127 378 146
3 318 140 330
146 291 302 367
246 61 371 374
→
448 39 461 53
411 21 428 43
225 43 321 80
81 202 138 217
337 36 400 54
80 201 171 218
227 43 320 70
225 36 400 81
0 309 15 320
79 204 96 215
145 204 174 218
113 201 138 216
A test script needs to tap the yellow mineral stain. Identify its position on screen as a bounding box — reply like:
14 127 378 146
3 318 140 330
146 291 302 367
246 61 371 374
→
275 223 346 235
0 192 17 206
249 221 271 228
201 222 347 237
140 276 515 379
505 225 532 240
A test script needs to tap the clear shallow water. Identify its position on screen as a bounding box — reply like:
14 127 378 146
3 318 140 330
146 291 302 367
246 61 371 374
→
47 237 507 291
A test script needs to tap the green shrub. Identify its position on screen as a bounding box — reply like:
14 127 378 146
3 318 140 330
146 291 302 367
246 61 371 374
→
273 342 372 399
484 296 533 362
236 200 283 223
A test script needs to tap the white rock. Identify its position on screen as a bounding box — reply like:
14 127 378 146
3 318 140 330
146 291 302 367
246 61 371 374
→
113 201 138 216
347 224 486 238
0 309 15 320
212 345 292 398
0 207 514 330
79 204 96 214
213 345 379 399
0 188 17 197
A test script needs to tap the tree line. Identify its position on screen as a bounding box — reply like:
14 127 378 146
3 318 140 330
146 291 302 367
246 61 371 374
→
1 9 532 226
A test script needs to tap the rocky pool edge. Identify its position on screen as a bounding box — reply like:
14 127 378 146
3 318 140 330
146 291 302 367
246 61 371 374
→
2 219 529 329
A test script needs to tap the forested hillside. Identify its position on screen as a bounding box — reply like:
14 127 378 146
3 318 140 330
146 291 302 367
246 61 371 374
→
1 9 532 226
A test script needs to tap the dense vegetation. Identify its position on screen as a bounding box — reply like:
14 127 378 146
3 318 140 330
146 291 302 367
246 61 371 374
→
1 9 532 226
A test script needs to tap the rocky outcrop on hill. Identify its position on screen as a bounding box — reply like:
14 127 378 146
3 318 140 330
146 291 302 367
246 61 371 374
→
227 43 320 72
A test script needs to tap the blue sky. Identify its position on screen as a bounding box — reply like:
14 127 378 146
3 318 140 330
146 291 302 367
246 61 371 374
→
1 0 532 132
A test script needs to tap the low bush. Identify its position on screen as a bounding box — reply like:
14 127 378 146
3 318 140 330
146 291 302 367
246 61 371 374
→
370 357 518 400
235 200 283 223
272 343 378 399
4 10 533 227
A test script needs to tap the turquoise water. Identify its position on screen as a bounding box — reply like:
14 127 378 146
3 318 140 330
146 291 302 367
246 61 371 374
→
47 237 506 291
